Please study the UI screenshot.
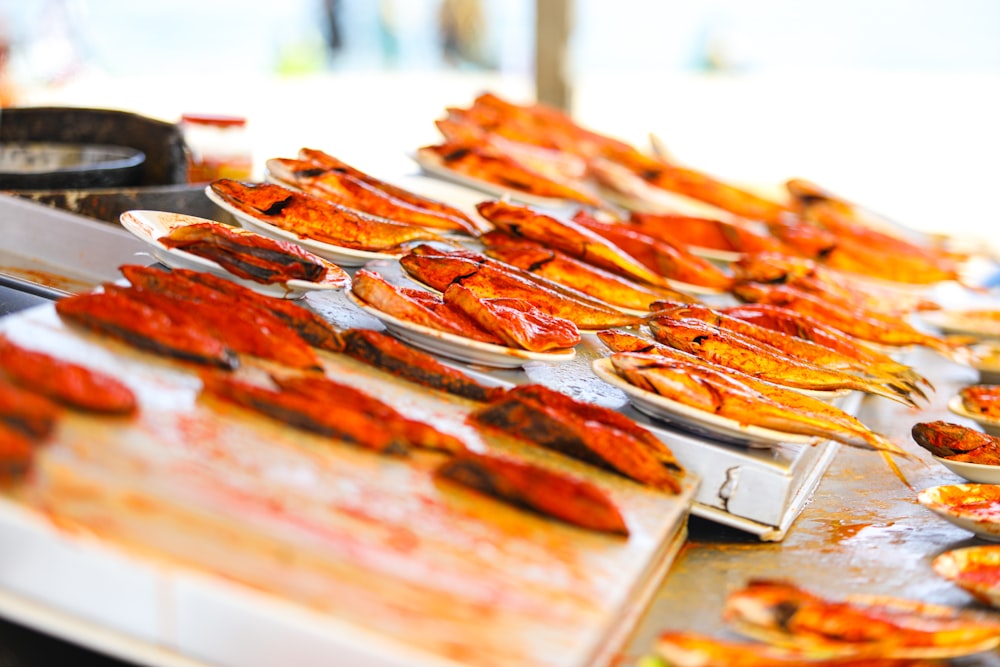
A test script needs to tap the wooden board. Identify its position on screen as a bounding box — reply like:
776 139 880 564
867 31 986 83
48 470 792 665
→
0 305 695 667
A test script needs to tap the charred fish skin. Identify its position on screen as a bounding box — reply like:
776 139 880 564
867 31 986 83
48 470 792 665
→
609 352 906 456
267 156 481 236
647 317 918 407
210 179 444 252
340 328 503 403
56 290 238 371
201 372 410 456
471 387 683 493
400 250 641 329
159 221 330 284
436 451 629 535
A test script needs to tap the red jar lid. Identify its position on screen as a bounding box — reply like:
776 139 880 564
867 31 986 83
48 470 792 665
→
181 113 247 127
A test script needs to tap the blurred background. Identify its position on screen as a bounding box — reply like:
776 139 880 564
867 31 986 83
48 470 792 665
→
0 0 997 239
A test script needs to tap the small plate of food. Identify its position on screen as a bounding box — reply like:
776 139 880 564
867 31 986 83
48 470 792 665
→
918 483 1000 541
412 145 600 211
204 182 426 267
349 292 576 369
347 270 578 369
723 578 1000 659
949 389 1000 437
971 341 1000 384
911 421 1000 483
933 545 1000 608
591 357 819 447
119 210 349 298
920 309 1000 340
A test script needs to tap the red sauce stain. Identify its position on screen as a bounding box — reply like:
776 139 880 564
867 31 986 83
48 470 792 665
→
0 266 90 293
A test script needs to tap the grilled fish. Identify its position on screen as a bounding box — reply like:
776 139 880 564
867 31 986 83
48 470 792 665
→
210 179 444 251
267 156 481 235
609 352 906 456
436 450 629 535
56 289 238 370
481 231 693 311
399 247 641 329
0 335 136 415
159 220 335 284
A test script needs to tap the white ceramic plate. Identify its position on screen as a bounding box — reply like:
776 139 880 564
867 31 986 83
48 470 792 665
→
933 545 1000 608
591 357 819 447
917 483 1000 541
346 291 576 369
934 456 1000 485
119 210 349 299
920 309 1000 340
948 395 1000 438
412 148 583 211
204 186 398 267
971 342 1000 383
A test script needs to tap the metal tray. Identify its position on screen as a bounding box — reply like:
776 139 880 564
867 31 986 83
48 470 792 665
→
0 194 149 298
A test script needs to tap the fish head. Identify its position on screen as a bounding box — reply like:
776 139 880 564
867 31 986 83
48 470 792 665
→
398 252 481 291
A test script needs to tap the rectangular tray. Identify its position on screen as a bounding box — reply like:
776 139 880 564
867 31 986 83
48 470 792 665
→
0 194 148 297
0 305 695 667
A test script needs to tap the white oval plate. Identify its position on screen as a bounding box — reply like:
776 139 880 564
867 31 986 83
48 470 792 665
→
346 291 576 369
591 357 819 447
918 483 1000 541
948 395 1000 438
971 342 1000 384
933 545 1000 608
920 309 1000 340
119 210 349 299
204 185 398 267
934 456 1000 484
412 148 582 211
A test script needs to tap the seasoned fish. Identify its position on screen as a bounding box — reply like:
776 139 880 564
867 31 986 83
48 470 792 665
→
351 269 502 344
56 290 237 370
719 303 930 389
475 199 675 289
436 450 629 535
339 328 503 403
0 421 34 478
481 230 695 311
274 375 466 454
417 142 604 208
443 284 580 352
724 578 1000 658
648 311 920 405
298 147 482 233
960 385 1000 420
400 246 642 329
609 352 906 456
116 266 322 371
0 377 61 439
472 383 683 492
201 372 409 456
0 335 136 415
159 220 334 284
911 421 1000 464
571 210 734 291
629 211 789 254
267 156 481 235
210 179 443 251
732 282 968 358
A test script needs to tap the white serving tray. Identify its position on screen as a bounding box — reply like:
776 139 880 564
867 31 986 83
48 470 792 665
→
0 304 695 667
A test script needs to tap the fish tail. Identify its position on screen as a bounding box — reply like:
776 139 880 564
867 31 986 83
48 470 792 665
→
881 450 914 491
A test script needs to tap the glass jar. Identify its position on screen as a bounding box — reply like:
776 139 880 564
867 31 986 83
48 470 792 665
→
180 113 253 183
